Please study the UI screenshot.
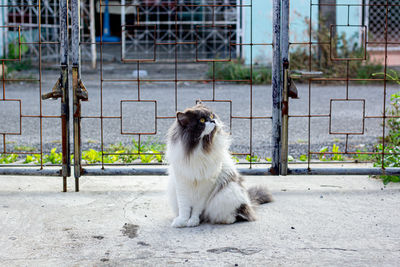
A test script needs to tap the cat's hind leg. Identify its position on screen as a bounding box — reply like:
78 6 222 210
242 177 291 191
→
205 181 255 224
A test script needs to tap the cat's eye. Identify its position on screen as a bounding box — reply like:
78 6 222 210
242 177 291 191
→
200 118 205 123
210 114 214 119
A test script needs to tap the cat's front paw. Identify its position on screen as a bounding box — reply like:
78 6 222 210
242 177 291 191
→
171 217 188 228
186 217 200 227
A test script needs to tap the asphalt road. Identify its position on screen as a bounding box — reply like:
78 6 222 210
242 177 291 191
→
1 65 399 158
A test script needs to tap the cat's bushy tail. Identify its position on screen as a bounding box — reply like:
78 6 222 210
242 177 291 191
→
248 186 273 205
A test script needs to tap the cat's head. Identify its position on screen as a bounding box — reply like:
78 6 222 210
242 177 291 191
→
170 103 221 153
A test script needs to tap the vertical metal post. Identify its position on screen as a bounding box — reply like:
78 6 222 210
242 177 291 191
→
281 0 289 175
89 0 96 69
121 0 126 60
60 0 70 191
72 0 81 192
271 0 282 175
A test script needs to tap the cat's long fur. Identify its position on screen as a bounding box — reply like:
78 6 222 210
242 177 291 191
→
166 103 272 227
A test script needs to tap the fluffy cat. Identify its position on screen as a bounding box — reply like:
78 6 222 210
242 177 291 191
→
166 103 272 228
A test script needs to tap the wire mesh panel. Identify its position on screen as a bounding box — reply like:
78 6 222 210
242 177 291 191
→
78 0 274 172
0 1 67 178
287 0 400 174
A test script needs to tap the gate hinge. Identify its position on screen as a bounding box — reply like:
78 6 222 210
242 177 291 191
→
76 79 88 101
42 78 63 100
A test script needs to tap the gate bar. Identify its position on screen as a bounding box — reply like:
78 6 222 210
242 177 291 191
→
280 0 290 175
271 0 282 175
72 0 82 192
60 0 70 192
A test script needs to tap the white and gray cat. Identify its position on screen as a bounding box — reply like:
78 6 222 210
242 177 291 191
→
166 103 272 228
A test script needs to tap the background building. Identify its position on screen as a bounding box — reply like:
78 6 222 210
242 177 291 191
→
0 0 398 66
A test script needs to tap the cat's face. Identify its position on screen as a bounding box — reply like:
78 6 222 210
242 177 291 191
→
172 104 220 153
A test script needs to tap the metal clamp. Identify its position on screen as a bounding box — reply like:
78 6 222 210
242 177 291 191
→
41 78 63 100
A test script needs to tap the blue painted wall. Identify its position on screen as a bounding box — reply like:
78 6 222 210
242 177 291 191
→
244 0 362 65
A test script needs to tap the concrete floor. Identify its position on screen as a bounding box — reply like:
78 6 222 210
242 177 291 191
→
0 175 399 266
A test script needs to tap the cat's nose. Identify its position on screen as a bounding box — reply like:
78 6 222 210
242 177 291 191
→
210 119 215 124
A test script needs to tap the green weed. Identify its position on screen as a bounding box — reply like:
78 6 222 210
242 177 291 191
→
352 149 372 163
24 154 41 164
43 148 62 164
299 154 308 161
331 144 343 161
246 154 260 163
207 60 272 84
373 144 400 184
0 154 18 164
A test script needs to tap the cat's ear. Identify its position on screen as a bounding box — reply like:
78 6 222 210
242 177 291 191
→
177 112 190 127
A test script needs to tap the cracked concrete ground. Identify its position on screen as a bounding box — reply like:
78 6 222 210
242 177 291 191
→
0 175 399 266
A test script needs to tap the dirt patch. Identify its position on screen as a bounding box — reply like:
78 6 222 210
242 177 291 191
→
121 223 139 238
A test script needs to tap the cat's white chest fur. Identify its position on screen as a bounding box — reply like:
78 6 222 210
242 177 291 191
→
169 139 223 182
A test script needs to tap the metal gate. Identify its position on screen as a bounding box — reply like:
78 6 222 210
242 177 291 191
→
1 0 400 192
0 1 70 192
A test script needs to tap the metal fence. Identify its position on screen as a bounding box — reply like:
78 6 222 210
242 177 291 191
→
285 0 400 175
1 0 400 192
76 0 274 189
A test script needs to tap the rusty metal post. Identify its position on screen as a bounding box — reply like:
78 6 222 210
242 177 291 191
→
72 0 84 192
60 0 70 192
271 0 282 175
281 0 289 175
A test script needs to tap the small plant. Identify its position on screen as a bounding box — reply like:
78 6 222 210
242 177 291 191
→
352 149 372 163
318 146 328 161
82 149 102 164
246 154 260 163
231 156 239 163
317 144 343 161
0 154 18 164
373 144 400 184
299 154 308 162
24 154 41 164
43 148 62 164
368 70 400 183
372 89 400 183
331 144 343 161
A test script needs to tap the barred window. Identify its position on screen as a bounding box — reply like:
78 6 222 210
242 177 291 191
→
368 0 400 42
